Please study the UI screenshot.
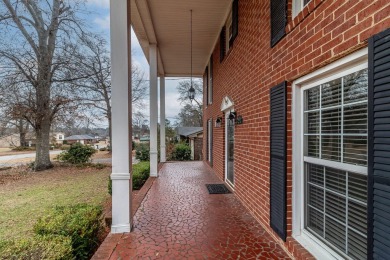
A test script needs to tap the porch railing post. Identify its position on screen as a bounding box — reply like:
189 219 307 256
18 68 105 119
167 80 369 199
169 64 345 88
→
160 76 166 162
150 44 158 177
109 0 132 233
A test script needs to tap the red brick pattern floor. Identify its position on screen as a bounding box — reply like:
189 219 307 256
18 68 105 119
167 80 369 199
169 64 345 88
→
105 162 291 259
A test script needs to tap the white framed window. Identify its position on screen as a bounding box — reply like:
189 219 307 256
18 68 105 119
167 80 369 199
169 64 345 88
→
207 119 213 164
292 0 312 17
292 48 368 259
226 8 233 52
208 56 213 105
58 135 63 140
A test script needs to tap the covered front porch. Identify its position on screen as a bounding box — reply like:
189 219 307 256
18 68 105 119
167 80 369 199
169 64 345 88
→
109 0 231 233
94 162 291 259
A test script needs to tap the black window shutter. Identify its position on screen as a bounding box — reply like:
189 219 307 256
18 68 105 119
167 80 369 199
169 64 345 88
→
209 56 213 104
230 0 239 47
270 81 287 241
270 0 287 47
368 27 390 259
206 120 209 161
205 66 209 105
220 26 226 62
210 118 213 166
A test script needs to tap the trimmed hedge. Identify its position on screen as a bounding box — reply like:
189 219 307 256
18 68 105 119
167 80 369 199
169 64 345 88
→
34 204 103 260
57 143 96 164
0 235 73 260
133 161 150 190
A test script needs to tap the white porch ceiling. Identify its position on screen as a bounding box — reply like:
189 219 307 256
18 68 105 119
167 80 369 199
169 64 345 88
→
131 0 232 77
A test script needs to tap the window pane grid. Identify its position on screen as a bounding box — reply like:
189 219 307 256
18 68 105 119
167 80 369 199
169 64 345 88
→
303 99 367 113
306 206 367 239
305 163 367 258
303 69 368 259
304 69 368 166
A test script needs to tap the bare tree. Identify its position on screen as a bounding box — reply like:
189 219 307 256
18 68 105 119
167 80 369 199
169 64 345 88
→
176 79 203 110
0 0 91 170
75 35 148 147
175 79 203 127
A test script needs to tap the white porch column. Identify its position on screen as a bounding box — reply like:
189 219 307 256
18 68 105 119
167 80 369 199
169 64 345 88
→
149 44 158 177
110 0 131 233
160 76 166 163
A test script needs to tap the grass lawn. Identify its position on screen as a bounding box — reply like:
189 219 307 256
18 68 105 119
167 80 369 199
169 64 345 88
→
0 165 111 241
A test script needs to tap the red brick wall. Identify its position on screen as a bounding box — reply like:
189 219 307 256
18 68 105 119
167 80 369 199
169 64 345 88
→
194 137 203 161
203 0 390 259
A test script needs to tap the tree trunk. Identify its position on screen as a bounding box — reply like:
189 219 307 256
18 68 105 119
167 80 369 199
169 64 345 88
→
20 132 27 147
34 118 53 171
34 59 53 171
108 112 112 152
18 119 27 147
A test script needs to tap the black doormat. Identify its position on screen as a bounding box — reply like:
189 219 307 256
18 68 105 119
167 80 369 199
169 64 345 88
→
206 184 231 194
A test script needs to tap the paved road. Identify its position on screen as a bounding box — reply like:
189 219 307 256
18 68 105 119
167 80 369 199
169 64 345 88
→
0 150 62 167
0 151 137 167
0 150 62 161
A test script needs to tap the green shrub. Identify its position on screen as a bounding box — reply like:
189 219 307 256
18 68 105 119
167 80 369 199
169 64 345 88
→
99 147 107 151
57 143 96 164
132 161 150 190
171 143 191 161
0 235 73 260
34 204 103 260
135 143 150 161
132 141 135 150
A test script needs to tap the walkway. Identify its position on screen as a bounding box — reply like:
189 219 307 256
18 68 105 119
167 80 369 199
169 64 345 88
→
94 162 291 259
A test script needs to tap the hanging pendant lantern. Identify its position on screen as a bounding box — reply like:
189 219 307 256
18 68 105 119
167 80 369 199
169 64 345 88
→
188 10 195 102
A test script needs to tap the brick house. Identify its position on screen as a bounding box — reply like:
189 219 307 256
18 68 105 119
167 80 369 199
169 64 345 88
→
109 0 390 259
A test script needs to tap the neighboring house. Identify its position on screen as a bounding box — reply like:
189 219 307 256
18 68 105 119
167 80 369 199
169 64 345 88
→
109 1 390 259
139 136 150 143
64 135 96 145
176 127 203 160
51 132 65 145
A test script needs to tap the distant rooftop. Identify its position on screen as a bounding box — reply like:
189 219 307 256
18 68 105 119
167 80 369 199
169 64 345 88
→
177 127 203 137
64 135 95 141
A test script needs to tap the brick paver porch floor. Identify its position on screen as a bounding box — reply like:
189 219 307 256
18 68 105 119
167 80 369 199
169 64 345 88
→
94 162 291 259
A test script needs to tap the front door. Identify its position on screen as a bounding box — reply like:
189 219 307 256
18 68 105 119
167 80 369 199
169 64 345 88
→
225 111 234 187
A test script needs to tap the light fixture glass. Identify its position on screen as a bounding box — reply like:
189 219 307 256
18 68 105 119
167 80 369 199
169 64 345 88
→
188 85 195 100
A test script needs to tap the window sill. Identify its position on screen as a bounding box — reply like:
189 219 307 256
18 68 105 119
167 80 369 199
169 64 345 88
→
293 231 341 260
287 0 325 34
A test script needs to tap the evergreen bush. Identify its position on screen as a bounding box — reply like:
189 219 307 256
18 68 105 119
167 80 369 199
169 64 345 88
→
0 235 73 260
171 143 191 161
135 143 150 161
34 204 103 260
57 143 96 164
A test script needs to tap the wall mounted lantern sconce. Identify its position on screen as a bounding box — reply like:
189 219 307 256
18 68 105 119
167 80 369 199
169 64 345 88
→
236 115 243 125
228 111 243 125
215 117 222 128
